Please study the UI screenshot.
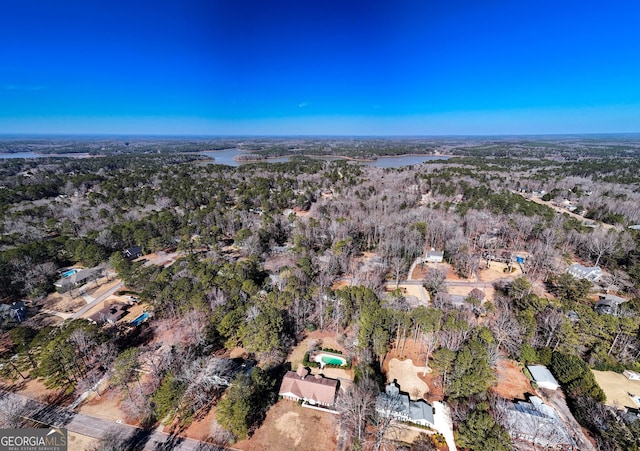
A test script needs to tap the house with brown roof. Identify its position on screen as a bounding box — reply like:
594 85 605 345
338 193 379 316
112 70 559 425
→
278 366 339 407
89 302 130 324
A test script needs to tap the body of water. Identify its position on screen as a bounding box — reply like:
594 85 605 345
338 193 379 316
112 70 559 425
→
364 154 451 167
0 152 45 159
0 152 89 159
0 149 451 167
200 149 451 168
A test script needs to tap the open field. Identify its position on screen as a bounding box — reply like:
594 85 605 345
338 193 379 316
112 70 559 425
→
478 261 522 281
234 400 338 451
593 370 640 409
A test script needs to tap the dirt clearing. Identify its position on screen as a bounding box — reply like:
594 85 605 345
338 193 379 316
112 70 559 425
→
387 358 429 400
68 431 100 449
478 261 522 282
491 359 534 400
234 400 338 451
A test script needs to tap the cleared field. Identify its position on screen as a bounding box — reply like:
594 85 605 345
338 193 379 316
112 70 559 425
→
478 261 522 281
234 400 338 451
387 358 429 400
592 370 640 409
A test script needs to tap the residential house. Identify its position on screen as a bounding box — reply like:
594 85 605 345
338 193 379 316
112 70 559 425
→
54 268 101 289
503 396 574 449
9 301 26 323
124 245 143 260
89 303 130 324
566 263 602 282
376 381 435 427
278 366 339 407
527 365 560 390
0 302 26 323
424 249 444 263
595 294 626 315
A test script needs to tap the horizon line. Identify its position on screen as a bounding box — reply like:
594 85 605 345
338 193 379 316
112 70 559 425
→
2 132 640 140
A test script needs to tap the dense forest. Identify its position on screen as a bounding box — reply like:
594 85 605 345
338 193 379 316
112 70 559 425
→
0 137 639 451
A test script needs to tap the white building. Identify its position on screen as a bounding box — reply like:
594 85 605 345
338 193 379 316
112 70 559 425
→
423 249 444 263
566 263 602 282
528 365 560 390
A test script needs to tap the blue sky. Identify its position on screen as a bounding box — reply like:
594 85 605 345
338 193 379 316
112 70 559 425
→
1 0 640 135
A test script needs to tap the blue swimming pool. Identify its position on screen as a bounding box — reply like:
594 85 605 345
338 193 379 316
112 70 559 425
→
62 269 79 278
130 312 149 326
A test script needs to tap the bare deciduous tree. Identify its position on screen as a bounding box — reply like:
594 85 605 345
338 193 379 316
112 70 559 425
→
335 375 378 446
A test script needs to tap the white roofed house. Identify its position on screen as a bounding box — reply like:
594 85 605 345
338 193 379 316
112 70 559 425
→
566 263 602 282
423 249 444 264
502 396 574 449
527 365 560 391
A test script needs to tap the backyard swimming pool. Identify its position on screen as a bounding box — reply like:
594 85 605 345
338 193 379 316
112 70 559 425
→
315 353 347 367
130 312 149 326
61 269 79 278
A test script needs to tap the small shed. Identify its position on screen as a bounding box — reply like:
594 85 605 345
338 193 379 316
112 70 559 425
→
528 365 560 390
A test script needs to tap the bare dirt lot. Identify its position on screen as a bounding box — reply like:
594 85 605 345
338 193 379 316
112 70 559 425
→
180 404 218 442
40 291 86 314
3 378 60 402
478 261 522 282
234 400 338 451
387 358 429 400
446 285 495 303
592 370 640 409
383 339 444 402
491 359 534 400
79 387 127 422
394 283 430 307
68 431 100 450
412 262 475 283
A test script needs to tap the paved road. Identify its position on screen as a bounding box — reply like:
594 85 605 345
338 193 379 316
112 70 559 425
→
385 279 499 289
0 390 218 450
71 280 124 320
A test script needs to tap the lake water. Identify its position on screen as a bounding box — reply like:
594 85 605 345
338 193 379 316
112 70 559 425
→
363 155 451 168
0 149 451 168
0 152 46 159
200 149 290 166
0 152 89 159
200 149 451 168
